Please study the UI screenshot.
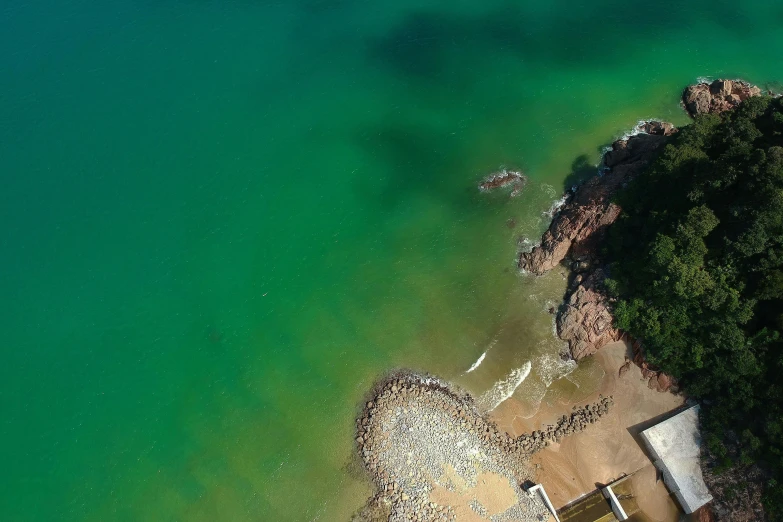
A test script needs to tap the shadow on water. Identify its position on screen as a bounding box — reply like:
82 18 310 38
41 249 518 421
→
562 154 600 193
363 2 755 86
351 121 458 211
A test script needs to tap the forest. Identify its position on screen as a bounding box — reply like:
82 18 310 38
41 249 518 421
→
604 95 783 516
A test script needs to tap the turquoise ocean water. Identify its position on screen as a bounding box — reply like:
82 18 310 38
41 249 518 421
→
2 0 783 520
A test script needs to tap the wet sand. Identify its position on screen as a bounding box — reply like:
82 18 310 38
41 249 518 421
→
490 341 685 521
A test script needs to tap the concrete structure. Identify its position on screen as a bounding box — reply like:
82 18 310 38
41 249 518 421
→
526 484 561 522
639 405 713 513
557 473 641 522
601 486 628 521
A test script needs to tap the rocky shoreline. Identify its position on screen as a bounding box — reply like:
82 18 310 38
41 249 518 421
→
354 373 613 521
355 79 768 521
520 79 765 376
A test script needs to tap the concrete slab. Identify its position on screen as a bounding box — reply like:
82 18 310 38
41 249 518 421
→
640 405 712 513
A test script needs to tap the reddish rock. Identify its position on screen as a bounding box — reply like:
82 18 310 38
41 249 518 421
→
692 505 715 522
682 79 762 117
638 120 678 136
519 122 675 275
557 269 620 360
656 372 674 392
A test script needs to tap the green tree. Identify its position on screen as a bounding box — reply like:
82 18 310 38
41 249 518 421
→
605 95 783 518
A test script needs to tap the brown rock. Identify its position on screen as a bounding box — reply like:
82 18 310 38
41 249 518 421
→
557 269 620 360
656 372 673 393
682 78 763 117
710 79 733 97
519 123 674 275
638 120 678 136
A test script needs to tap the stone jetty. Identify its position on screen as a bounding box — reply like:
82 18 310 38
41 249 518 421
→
354 373 613 521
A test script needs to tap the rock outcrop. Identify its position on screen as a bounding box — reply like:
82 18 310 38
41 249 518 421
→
519 81 762 375
682 79 762 117
557 269 619 360
517 121 677 370
518 121 676 275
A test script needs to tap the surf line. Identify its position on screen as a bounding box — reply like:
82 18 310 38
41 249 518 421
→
477 361 533 412
465 351 488 373
465 337 500 374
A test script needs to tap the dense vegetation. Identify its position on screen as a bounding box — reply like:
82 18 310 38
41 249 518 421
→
604 95 783 517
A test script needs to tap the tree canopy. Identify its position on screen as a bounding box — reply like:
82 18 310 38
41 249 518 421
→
604 95 783 517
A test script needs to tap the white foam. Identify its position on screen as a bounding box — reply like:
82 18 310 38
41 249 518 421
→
618 119 662 141
535 353 577 387
477 361 532 412
540 183 557 199
466 336 500 373
543 194 569 218
517 236 538 253
465 349 488 373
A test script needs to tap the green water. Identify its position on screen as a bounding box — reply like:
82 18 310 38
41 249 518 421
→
2 0 783 520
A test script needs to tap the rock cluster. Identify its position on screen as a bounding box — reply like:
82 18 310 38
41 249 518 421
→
355 374 612 521
682 79 762 117
518 121 676 276
514 395 614 451
628 341 677 393
519 80 765 378
478 169 526 197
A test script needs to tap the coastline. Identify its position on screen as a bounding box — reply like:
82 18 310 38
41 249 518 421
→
353 78 771 521
490 341 684 518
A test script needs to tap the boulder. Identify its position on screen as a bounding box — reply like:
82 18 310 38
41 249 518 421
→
557 269 620 360
682 79 763 117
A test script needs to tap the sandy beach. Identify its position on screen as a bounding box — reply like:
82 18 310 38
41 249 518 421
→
491 341 686 521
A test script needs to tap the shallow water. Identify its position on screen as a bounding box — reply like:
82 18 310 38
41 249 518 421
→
2 0 783 520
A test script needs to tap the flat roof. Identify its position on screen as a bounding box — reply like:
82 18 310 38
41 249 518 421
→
640 405 713 513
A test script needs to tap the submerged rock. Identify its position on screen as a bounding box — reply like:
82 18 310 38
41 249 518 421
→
479 169 526 197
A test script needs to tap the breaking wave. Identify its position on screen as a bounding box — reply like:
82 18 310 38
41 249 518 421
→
466 350 488 373
477 361 532 412
465 337 500 373
535 353 577 387
543 194 569 218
